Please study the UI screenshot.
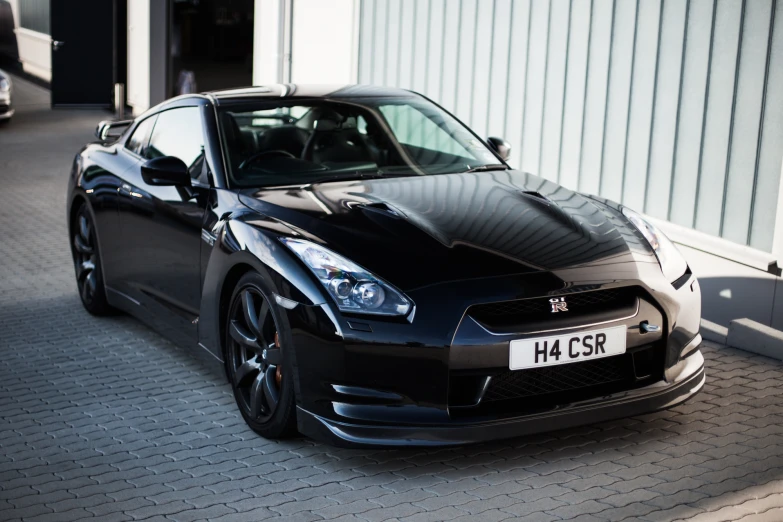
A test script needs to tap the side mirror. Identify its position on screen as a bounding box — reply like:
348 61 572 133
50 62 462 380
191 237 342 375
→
95 119 132 140
487 137 511 161
141 156 191 187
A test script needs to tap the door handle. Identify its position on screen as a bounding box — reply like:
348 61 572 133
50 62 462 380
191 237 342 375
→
118 183 133 197
52 40 65 51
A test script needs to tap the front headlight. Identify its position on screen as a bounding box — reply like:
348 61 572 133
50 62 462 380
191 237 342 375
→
0 77 9 92
622 208 688 283
281 238 412 316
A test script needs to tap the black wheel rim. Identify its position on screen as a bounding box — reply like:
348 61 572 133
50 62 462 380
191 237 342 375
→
73 209 97 305
228 286 283 422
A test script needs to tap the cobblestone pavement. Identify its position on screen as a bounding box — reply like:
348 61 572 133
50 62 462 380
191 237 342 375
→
2 76 783 522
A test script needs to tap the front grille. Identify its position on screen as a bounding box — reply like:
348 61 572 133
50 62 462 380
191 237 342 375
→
467 287 638 331
0 104 9 114
482 355 630 403
471 287 629 319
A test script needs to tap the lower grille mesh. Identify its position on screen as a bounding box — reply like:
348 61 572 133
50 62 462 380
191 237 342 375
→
481 355 630 403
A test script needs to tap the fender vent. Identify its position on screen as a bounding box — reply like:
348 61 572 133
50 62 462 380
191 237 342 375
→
358 202 401 217
520 191 550 202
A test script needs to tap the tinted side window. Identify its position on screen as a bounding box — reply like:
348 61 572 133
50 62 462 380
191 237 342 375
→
125 116 156 156
146 107 205 179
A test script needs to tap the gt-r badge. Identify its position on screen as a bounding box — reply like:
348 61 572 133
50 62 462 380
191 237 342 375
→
550 297 568 313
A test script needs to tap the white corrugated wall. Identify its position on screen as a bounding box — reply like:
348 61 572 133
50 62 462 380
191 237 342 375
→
356 0 783 253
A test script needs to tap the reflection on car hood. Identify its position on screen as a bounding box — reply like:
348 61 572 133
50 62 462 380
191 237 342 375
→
239 170 656 290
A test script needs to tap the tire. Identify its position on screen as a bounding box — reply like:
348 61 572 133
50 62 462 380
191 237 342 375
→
71 203 115 316
225 271 297 439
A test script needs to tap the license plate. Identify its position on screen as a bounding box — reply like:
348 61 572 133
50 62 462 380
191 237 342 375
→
509 325 626 370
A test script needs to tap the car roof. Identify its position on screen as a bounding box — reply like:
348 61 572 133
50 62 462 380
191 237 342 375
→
206 84 417 103
139 84 421 122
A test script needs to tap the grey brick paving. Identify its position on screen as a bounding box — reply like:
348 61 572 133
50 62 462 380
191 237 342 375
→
2 75 783 521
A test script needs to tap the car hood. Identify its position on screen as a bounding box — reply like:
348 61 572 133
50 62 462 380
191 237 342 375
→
239 170 656 290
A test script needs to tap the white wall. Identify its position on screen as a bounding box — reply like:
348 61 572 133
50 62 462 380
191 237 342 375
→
14 28 50 81
127 0 150 113
126 0 167 115
290 0 357 84
252 0 285 85
253 0 358 85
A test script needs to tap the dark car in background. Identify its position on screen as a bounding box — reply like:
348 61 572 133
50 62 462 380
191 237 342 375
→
0 69 13 121
66 85 704 447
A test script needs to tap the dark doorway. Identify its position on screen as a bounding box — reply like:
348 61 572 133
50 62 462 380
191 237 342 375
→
50 0 125 107
0 0 19 67
169 0 254 97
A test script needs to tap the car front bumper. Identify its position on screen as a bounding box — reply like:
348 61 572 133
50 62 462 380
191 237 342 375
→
282 265 704 447
297 343 704 447
0 94 12 120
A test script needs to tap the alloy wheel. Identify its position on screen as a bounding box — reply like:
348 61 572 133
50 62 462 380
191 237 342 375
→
228 286 283 422
73 209 98 305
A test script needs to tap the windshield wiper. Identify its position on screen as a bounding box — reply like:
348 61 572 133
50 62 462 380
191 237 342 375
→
308 171 417 184
463 164 509 173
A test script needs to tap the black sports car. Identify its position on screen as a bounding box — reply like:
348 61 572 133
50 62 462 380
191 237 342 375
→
68 85 704 447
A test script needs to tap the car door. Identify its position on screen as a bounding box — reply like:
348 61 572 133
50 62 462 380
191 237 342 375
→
115 105 210 347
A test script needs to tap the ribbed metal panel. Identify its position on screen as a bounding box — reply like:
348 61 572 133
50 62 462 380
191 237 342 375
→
19 0 50 35
357 0 783 252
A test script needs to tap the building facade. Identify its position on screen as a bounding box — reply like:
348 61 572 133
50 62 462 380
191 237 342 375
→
126 0 783 263
357 0 783 261
1 0 781 264
125 0 358 116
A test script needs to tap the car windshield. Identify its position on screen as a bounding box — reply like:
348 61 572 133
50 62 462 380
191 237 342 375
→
217 95 504 187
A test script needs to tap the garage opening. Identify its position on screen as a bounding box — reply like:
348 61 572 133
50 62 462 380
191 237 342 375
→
169 0 254 97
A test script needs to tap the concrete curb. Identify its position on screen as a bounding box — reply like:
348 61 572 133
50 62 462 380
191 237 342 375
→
700 319 728 346
724 318 783 362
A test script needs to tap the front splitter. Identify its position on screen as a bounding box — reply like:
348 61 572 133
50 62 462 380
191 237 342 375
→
297 351 705 448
